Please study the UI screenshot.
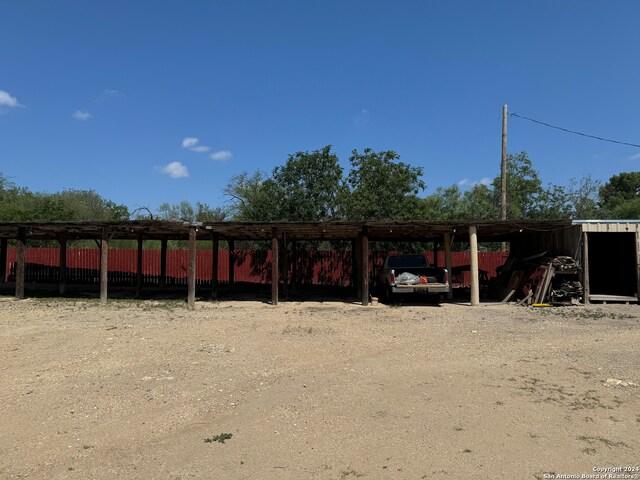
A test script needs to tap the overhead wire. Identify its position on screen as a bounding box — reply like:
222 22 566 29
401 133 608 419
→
510 112 640 148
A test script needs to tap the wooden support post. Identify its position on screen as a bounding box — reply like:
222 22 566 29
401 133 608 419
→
228 240 235 287
58 235 67 295
159 239 168 288
15 228 26 300
360 230 369 306
136 233 144 298
271 231 279 306
100 229 109 304
282 233 288 299
444 232 453 301
187 227 197 308
582 231 590 305
0 238 7 284
469 225 480 306
211 235 219 299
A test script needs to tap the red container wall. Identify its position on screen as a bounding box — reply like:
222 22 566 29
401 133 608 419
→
2 247 508 286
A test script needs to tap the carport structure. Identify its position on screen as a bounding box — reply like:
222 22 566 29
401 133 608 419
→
0 219 573 306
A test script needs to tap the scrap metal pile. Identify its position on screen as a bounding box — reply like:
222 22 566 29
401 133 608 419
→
493 253 583 305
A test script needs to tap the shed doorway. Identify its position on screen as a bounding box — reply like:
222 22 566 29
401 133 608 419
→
587 232 637 298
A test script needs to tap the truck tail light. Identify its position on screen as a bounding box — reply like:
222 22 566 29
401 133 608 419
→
389 269 395 285
443 269 448 284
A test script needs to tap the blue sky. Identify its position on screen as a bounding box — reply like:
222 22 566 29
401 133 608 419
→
2 1 639 213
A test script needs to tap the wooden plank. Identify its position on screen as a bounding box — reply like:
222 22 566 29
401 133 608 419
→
271 232 279 306
187 227 196 308
100 229 109 304
589 294 638 302
211 235 219 299
15 228 26 299
360 230 369 306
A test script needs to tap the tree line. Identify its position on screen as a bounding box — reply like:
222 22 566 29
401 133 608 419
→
1 146 639 223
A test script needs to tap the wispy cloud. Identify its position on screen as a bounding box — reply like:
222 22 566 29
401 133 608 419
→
210 150 233 161
72 110 93 121
458 177 492 187
158 161 189 178
181 137 211 153
629 152 640 160
97 89 124 101
354 108 371 126
0 90 24 111
190 145 210 153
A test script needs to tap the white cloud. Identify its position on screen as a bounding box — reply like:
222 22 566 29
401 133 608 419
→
458 177 492 188
103 89 123 97
629 152 640 161
159 161 189 178
72 110 92 121
182 137 211 153
210 150 233 161
182 137 199 149
0 90 23 110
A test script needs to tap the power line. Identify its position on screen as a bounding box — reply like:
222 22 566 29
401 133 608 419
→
510 112 640 148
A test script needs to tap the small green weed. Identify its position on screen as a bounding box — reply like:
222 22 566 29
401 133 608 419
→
204 433 233 444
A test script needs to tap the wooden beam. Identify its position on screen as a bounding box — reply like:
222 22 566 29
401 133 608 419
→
100 229 109 304
360 230 369 306
228 239 235 287
583 231 590 305
58 235 67 295
469 225 480 306
444 232 453 301
271 231 279 306
211 234 219 299
15 228 26 300
187 226 197 308
159 239 168 288
136 233 143 298
0 238 7 284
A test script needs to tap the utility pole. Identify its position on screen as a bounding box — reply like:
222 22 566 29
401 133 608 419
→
501 104 508 222
501 104 508 252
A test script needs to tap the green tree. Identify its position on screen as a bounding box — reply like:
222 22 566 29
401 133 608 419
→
599 172 640 219
224 171 280 221
157 200 228 222
270 145 345 221
343 148 425 221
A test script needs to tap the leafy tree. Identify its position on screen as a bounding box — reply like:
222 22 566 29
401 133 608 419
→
270 145 345 221
343 148 425 221
599 172 640 219
224 171 280 221
157 200 228 222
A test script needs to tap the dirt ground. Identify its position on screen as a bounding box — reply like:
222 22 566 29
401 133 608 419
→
1 295 639 480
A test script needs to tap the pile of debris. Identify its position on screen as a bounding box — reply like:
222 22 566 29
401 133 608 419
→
493 253 583 305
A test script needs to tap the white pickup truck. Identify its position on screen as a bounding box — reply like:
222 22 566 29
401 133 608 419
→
375 254 449 303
